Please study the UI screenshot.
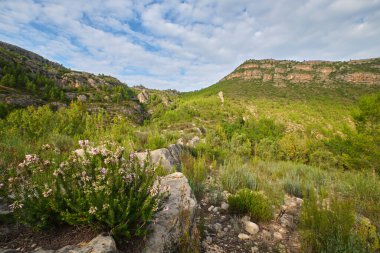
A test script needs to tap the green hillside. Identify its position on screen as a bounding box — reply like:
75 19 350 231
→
1 44 380 252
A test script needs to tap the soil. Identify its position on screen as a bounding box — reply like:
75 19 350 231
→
0 224 99 252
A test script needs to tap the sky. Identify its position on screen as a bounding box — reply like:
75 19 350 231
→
1 0 380 91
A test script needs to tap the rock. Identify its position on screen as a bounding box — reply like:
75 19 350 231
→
244 221 259 235
218 91 224 103
214 223 222 232
208 205 215 212
295 197 303 205
143 172 197 253
206 236 213 243
251 246 259 253
220 202 229 210
77 94 87 102
238 233 250 240
187 136 200 148
212 207 219 213
273 232 283 241
137 90 150 104
30 234 116 253
134 144 183 172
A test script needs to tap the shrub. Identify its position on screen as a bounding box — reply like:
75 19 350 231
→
5 141 164 243
299 189 368 253
181 153 208 199
228 188 272 222
220 158 256 193
282 178 304 198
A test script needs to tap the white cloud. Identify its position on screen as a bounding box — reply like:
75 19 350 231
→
0 0 379 91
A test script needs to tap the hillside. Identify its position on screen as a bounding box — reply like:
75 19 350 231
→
0 43 379 253
0 41 149 122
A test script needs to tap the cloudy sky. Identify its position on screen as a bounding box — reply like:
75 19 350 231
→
1 0 380 91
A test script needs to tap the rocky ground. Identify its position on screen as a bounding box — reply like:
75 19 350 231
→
199 190 303 253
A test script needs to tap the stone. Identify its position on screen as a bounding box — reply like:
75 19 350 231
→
187 136 200 148
212 207 219 213
238 233 250 240
77 94 87 102
218 91 224 103
273 232 283 241
214 223 222 232
206 236 213 243
137 90 150 104
251 246 259 253
244 221 259 235
134 144 183 172
220 202 229 210
208 205 215 212
142 172 197 253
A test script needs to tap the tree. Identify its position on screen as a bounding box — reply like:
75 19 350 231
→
0 74 16 87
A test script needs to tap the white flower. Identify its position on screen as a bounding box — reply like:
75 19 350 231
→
100 167 107 175
89 206 97 214
102 204 110 210
41 144 51 150
9 201 23 210
0 183 4 189
42 188 53 198
53 169 64 177
78 140 89 148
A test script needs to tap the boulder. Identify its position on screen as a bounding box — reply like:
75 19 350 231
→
187 136 200 148
134 144 183 172
137 90 150 104
77 95 87 102
217 91 224 103
244 221 259 235
143 172 197 253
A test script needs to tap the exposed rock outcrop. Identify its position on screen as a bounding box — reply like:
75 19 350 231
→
134 144 183 172
143 172 197 253
218 91 224 103
137 90 150 104
222 58 380 86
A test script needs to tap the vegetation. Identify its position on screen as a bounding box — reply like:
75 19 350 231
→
0 43 380 251
228 189 272 222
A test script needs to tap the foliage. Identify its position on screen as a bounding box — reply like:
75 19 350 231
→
181 153 208 199
5 141 164 243
220 157 256 193
228 188 272 222
299 189 368 253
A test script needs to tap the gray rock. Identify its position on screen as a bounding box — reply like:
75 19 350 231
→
137 90 150 104
214 223 222 232
77 95 87 102
187 136 200 148
143 172 197 253
134 144 183 172
220 202 229 211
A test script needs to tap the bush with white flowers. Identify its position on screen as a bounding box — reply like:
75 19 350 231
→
5 140 165 243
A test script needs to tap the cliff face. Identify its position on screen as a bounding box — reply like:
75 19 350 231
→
222 58 380 86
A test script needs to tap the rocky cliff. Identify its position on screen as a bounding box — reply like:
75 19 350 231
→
222 58 380 86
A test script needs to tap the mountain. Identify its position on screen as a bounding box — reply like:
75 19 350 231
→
222 58 380 86
0 41 149 122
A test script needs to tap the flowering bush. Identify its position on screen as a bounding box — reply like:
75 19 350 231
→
5 140 165 243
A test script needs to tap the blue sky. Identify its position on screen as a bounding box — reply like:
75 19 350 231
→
1 0 380 91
